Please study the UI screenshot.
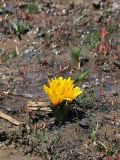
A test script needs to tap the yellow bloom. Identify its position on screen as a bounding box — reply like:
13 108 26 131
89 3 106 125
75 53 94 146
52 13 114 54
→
43 77 83 106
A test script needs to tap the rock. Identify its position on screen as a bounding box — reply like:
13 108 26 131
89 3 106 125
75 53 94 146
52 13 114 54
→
69 2 74 10
82 82 89 89
0 131 7 142
80 57 89 66
24 146 32 154
0 5 15 15
112 91 118 97
116 134 120 141
114 61 120 69
79 118 90 129
101 64 110 72
92 0 101 9
111 2 120 11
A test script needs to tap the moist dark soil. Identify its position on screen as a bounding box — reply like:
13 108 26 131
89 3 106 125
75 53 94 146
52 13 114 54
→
0 0 120 160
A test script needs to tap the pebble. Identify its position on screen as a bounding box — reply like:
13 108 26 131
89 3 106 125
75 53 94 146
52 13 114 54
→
116 133 120 141
111 2 120 11
92 0 101 9
114 61 120 69
0 131 7 142
112 91 118 97
101 64 110 72
79 118 90 129
82 82 89 89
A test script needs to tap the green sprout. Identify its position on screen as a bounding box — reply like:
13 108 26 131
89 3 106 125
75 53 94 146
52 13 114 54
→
0 7 12 15
71 48 81 61
107 146 114 157
91 122 100 143
88 31 100 49
26 4 39 14
102 7 111 17
35 131 48 143
107 25 117 34
50 137 60 160
75 70 88 82
11 21 28 39
80 90 95 109
71 47 87 62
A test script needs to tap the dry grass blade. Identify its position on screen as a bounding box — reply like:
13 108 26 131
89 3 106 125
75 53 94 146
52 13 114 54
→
27 100 51 112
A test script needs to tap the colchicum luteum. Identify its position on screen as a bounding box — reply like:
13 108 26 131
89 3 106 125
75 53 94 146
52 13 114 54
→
43 77 83 124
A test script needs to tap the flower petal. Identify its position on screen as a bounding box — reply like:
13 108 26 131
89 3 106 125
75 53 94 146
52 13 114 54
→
43 77 83 106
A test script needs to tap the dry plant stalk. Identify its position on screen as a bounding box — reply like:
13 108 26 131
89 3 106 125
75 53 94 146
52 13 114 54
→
0 111 22 126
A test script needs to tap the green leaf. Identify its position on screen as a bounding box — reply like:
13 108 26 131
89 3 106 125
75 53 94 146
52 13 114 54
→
11 21 28 38
71 49 81 61
107 147 114 157
26 4 39 14
35 131 48 143
75 70 88 82
91 131 97 142
89 31 100 48
108 25 117 34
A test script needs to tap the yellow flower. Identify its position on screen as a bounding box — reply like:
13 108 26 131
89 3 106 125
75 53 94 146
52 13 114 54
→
43 77 83 106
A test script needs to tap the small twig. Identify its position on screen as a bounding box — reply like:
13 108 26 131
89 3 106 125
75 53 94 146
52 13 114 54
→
0 111 23 126
3 91 34 98
16 46 20 55
97 141 108 151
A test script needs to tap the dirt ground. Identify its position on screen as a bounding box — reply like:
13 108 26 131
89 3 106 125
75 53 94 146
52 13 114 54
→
0 0 120 160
